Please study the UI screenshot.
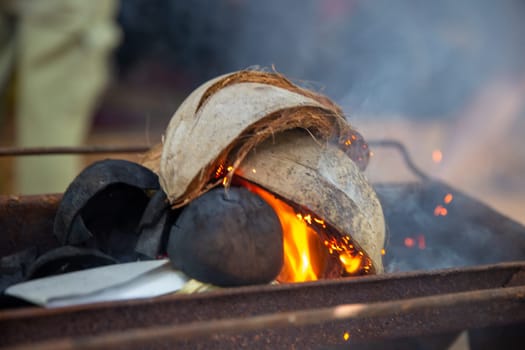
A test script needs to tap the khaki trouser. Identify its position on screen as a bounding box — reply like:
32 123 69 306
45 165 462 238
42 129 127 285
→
0 0 120 194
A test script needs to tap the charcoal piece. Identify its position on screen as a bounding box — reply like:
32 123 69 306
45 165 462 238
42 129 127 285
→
0 247 38 292
53 159 159 261
135 191 179 259
168 187 283 287
26 246 117 279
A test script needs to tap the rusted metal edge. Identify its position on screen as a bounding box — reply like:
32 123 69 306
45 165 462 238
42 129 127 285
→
1 261 525 348
5 285 525 350
1 261 524 320
0 145 151 157
0 194 62 257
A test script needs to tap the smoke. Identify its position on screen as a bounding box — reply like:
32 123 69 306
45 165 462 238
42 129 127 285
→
117 0 525 117
221 0 525 117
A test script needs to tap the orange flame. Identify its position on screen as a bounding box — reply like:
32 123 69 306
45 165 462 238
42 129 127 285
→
246 184 322 282
444 193 454 204
239 179 370 283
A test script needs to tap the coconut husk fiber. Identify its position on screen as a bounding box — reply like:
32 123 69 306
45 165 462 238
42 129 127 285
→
143 70 370 208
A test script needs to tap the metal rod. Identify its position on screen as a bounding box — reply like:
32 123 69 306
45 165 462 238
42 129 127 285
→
0 145 151 157
7 285 525 350
367 139 430 181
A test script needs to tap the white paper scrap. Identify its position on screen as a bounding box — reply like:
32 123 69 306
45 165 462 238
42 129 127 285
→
5 259 188 308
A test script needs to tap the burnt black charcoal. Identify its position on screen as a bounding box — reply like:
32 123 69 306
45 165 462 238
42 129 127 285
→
135 190 179 259
0 247 38 292
26 246 117 279
53 159 160 261
168 186 283 287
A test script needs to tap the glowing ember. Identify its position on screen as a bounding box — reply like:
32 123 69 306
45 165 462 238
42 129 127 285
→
432 149 443 163
339 252 362 274
434 205 448 216
404 237 415 248
343 332 350 341
444 193 454 204
405 235 426 249
214 164 225 179
239 179 371 283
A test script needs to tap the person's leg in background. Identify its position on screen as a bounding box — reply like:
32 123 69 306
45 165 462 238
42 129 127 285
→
14 0 120 194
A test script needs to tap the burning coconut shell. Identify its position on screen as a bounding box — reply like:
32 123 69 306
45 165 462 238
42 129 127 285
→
238 130 385 274
144 69 385 279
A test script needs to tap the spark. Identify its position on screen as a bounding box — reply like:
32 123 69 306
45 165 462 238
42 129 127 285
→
404 237 415 248
432 149 443 163
434 205 448 216
215 164 224 178
304 214 312 225
343 332 350 341
444 193 453 204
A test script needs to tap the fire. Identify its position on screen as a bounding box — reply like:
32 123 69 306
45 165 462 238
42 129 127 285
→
239 179 370 283
246 184 322 282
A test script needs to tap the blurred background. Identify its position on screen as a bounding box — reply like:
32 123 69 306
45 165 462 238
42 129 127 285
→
1 0 524 224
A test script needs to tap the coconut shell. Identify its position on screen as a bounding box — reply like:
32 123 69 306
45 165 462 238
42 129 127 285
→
155 70 384 273
54 160 160 260
167 187 283 286
158 70 362 207
237 130 385 273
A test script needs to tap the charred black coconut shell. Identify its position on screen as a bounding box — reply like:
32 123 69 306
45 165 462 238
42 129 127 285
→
53 159 160 261
168 187 283 287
